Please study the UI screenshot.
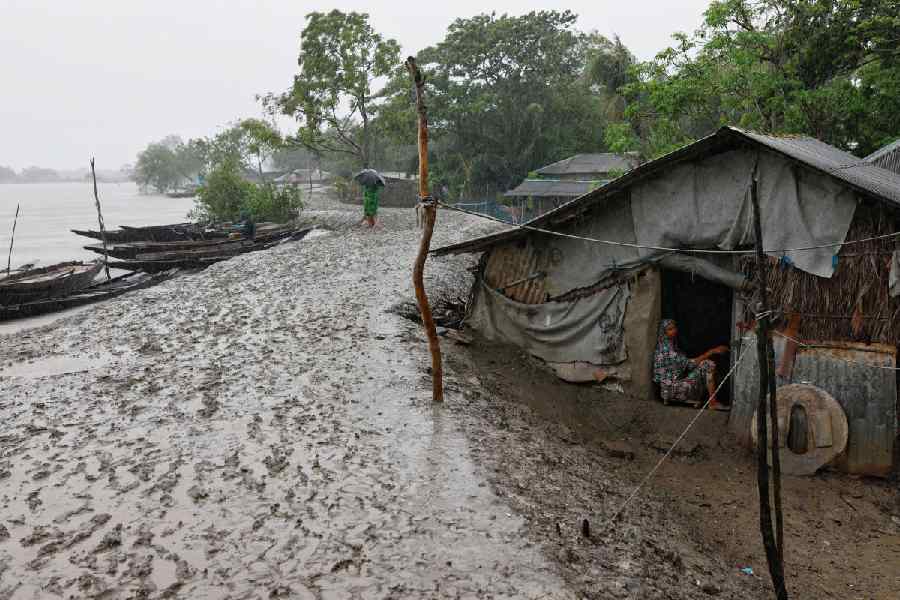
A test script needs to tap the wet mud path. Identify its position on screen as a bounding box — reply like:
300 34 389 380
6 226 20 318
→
1 197 762 598
0 206 569 599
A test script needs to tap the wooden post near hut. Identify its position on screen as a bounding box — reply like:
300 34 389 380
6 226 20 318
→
6 203 20 277
406 56 444 403
750 165 789 600
90 158 112 280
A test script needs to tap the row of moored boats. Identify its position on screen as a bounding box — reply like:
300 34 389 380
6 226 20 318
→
0 221 310 321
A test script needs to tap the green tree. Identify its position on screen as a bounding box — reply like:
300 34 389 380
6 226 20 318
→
192 159 302 223
266 10 401 168
193 159 254 221
238 118 283 179
381 11 611 195
134 141 183 193
624 0 900 157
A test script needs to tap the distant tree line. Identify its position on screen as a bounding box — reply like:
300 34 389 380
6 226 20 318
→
134 121 303 223
0 165 130 184
137 1 900 205
262 2 899 199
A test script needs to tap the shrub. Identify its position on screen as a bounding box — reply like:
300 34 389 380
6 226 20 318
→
191 160 253 223
191 160 302 223
330 175 354 203
246 183 303 223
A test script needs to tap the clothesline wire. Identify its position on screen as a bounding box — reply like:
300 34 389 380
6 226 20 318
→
437 200 900 255
603 341 752 527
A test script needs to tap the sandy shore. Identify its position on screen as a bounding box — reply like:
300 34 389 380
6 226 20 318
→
2 193 769 598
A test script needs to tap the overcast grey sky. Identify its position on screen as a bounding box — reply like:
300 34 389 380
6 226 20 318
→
0 1 711 171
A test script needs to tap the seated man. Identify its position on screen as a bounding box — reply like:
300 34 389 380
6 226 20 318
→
653 318 728 409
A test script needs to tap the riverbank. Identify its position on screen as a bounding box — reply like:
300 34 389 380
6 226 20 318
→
0 191 893 598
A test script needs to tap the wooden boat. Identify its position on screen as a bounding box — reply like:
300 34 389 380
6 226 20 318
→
72 223 227 243
84 237 243 260
106 228 312 273
0 261 103 305
0 269 177 321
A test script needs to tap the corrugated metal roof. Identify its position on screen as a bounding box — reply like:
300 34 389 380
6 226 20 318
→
536 153 637 176
433 126 900 257
736 129 900 205
865 139 900 174
504 179 606 198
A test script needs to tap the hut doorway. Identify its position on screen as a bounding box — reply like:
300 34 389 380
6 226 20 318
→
660 268 735 404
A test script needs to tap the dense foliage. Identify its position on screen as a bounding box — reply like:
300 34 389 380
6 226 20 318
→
134 138 184 193
619 0 900 158
143 2 900 203
192 160 302 224
265 10 401 168
377 11 619 196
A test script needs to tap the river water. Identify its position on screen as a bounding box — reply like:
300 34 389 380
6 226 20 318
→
0 182 195 267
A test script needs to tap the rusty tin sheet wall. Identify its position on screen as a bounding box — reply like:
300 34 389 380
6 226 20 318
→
483 238 555 305
790 344 896 476
731 336 896 476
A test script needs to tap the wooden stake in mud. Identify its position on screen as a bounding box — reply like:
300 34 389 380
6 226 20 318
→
405 56 443 403
751 166 789 600
6 203 20 276
90 158 112 280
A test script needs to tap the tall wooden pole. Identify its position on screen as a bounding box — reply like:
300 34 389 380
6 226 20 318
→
751 165 789 600
406 56 443 403
6 203 20 276
90 158 112 280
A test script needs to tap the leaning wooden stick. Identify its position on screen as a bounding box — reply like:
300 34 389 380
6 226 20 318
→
405 56 443 403
6 203 20 276
90 158 111 280
751 166 789 600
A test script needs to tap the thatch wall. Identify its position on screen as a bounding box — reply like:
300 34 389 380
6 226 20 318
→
739 202 900 344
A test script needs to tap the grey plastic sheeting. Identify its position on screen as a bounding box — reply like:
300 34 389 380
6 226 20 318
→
630 149 857 278
538 193 640 296
657 254 748 290
469 279 630 365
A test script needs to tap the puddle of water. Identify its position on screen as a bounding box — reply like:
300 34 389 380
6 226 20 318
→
0 305 96 337
0 353 111 379
304 228 332 240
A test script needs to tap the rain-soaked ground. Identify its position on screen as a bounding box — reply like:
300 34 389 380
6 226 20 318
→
0 193 767 599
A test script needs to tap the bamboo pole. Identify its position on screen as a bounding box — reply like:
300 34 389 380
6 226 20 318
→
406 56 443 403
6 203 20 276
751 166 789 600
90 158 112 280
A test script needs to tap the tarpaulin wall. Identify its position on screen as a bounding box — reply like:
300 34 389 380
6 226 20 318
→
471 147 858 392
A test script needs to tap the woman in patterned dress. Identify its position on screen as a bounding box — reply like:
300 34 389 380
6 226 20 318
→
653 319 729 409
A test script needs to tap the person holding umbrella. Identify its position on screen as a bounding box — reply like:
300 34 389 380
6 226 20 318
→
354 169 385 228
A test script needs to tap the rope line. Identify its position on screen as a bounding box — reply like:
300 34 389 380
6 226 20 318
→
439 200 900 255
604 341 752 526
772 330 900 371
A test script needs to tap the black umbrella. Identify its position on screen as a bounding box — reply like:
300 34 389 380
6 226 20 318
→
353 169 386 187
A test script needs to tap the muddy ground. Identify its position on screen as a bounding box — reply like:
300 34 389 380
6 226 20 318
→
0 191 896 599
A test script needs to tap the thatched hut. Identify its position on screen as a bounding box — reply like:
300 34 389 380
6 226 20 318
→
434 127 900 477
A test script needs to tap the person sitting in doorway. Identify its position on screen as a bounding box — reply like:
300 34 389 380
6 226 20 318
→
653 318 729 410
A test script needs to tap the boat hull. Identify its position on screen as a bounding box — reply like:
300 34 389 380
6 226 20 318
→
0 261 103 305
0 270 176 321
